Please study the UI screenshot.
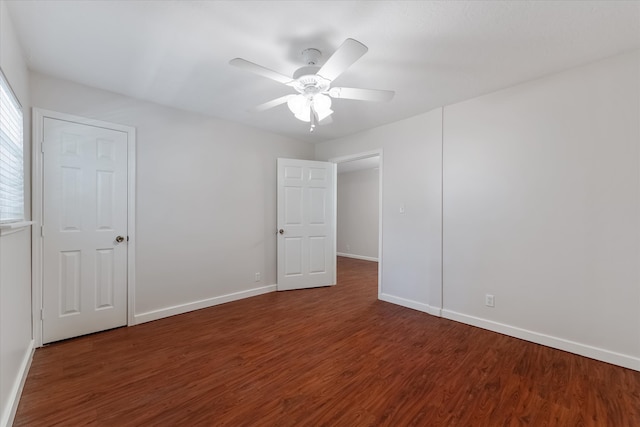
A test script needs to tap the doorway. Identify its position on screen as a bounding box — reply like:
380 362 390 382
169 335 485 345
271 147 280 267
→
330 150 382 296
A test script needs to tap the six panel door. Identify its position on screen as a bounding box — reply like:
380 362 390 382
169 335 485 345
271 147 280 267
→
277 158 336 291
42 117 128 343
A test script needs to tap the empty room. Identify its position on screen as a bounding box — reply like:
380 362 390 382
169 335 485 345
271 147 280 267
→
1 1 639 425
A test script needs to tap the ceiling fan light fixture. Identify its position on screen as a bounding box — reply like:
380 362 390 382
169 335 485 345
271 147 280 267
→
312 94 333 122
287 94 332 123
313 93 332 115
288 94 310 122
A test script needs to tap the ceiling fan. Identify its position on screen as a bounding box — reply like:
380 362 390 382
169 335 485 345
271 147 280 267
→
230 38 395 132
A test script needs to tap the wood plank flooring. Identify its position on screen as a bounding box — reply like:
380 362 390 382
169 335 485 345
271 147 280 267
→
14 257 640 426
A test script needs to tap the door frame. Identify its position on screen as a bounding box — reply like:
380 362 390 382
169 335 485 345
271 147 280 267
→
31 108 136 347
329 149 383 298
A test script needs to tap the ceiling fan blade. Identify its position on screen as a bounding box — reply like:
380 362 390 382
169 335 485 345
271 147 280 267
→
229 58 292 85
329 87 395 102
317 38 368 82
250 95 292 112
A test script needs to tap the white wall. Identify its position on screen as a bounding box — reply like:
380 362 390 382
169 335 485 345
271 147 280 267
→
442 50 640 369
316 109 443 315
30 72 313 322
337 167 379 260
0 1 33 426
317 50 640 371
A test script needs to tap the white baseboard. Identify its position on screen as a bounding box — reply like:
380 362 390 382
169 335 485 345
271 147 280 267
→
337 252 378 262
134 284 277 325
2 339 34 427
442 309 640 372
379 293 442 317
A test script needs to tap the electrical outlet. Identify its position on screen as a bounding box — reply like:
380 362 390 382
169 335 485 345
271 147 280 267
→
346 244 350 252
485 294 495 307
255 272 261 282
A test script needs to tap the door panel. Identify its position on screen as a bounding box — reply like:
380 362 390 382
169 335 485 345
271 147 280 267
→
285 187 303 224
309 237 327 273
277 158 336 290
60 250 81 314
42 117 128 344
95 248 115 309
284 237 303 276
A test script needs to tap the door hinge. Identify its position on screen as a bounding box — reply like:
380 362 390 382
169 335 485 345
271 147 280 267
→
41 225 44 237
41 141 45 153
40 309 44 320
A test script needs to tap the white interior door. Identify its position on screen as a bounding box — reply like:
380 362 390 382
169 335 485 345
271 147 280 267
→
277 158 336 291
42 117 128 344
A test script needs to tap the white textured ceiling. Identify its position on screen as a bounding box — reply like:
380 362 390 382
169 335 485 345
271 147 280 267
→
5 1 640 143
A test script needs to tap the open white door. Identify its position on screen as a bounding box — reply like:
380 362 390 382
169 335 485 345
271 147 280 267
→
277 158 336 291
41 117 129 343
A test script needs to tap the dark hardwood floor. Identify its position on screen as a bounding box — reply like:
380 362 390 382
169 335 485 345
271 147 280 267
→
14 257 640 426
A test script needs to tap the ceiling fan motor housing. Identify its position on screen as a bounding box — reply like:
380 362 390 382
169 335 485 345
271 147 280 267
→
292 65 320 80
291 67 331 96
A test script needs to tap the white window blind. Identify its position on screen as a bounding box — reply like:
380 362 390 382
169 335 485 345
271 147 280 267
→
0 70 24 223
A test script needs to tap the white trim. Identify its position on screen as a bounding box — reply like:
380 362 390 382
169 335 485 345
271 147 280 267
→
337 252 378 262
378 153 383 300
126 121 137 327
329 149 383 299
0 221 33 230
329 150 382 164
31 108 136 347
134 284 277 325
32 109 44 347
442 309 640 372
1 340 34 427
0 221 32 237
440 106 445 311
379 293 442 317
332 162 337 286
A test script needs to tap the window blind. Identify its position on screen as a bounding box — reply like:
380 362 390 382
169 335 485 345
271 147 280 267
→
0 70 24 223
